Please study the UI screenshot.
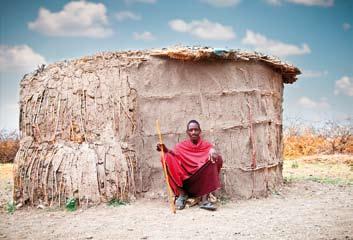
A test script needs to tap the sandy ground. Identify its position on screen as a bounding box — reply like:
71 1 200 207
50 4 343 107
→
0 180 352 240
1 155 353 240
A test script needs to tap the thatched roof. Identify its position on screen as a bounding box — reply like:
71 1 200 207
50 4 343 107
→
29 46 300 85
150 46 301 84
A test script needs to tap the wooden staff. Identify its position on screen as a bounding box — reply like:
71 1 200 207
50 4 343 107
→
156 120 176 214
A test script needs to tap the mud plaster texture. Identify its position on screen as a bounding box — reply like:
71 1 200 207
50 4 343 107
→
13 47 300 207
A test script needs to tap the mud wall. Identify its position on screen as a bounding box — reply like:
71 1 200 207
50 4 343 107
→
129 58 284 199
14 51 284 206
14 53 143 206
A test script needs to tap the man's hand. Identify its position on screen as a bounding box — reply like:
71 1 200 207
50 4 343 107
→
156 143 169 153
208 148 219 163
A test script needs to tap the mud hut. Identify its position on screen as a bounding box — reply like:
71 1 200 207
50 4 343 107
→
14 46 300 206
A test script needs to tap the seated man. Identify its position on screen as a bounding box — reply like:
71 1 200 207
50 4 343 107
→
156 120 223 211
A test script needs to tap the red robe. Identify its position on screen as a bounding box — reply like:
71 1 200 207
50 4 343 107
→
163 138 223 197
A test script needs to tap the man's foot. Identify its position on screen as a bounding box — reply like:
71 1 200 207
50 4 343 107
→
186 197 201 207
199 201 217 211
175 195 188 210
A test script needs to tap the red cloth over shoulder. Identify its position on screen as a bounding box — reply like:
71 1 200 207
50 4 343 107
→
174 138 212 175
162 138 222 196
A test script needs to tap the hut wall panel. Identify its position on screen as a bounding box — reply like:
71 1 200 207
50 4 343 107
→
137 93 281 136
132 59 284 198
15 51 287 205
222 165 282 199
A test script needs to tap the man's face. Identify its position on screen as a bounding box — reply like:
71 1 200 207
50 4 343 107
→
187 122 201 143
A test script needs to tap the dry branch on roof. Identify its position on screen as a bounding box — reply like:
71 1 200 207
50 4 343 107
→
150 46 301 84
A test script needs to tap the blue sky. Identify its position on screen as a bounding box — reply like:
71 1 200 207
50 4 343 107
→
1 0 352 130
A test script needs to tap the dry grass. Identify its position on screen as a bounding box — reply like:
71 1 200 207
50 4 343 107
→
283 127 353 184
0 163 14 180
283 155 353 185
0 163 14 208
283 122 353 159
0 130 19 164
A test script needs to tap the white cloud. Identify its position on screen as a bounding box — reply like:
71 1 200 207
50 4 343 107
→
334 76 353 97
298 97 330 109
124 0 156 4
265 0 282 5
343 23 351 31
133 31 156 41
200 0 241 7
301 69 328 78
266 0 334 7
28 1 113 38
0 45 47 73
242 30 311 57
115 11 141 21
287 0 334 7
169 19 236 40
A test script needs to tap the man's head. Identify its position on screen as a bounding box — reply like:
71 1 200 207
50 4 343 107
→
186 120 201 144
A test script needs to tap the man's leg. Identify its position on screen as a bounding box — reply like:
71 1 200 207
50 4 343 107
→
200 193 217 211
183 161 222 197
175 187 188 210
178 187 187 196
201 194 208 204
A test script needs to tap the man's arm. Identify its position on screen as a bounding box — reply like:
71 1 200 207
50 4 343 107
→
156 143 175 156
156 143 168 152
208 147 220 163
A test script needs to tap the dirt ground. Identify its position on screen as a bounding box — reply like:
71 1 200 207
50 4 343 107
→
1 155 353 240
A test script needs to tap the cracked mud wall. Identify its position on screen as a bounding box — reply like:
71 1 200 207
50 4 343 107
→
14 51 285 206
14 53 142 206
131 58 284 199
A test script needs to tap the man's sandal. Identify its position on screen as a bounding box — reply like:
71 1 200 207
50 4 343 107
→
175 195 188 210
199 201 217 211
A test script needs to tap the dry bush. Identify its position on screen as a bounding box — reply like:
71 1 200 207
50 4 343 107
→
0 129 19 163
284 128 328 159
320 121 353 155
283 119 353 159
